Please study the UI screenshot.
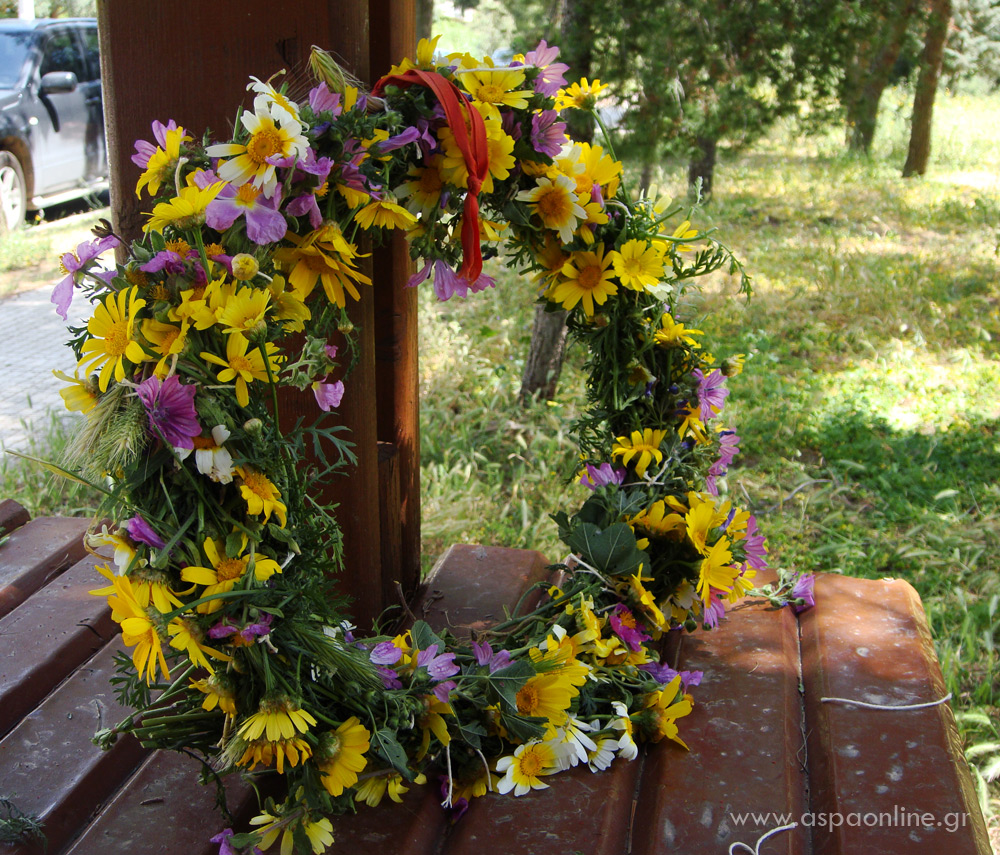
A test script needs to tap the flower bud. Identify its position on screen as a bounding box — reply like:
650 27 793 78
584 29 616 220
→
232 253 259 281
243 418 263 435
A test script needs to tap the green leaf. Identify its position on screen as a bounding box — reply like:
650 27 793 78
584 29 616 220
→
485 660 535 711
500 711 546 743
371 728 413 780
410 620 445 654
225 529 245 558
564 521 645 576
4 451 111 493
455 718 487 750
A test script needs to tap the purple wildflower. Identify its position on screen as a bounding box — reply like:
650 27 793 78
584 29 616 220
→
377 667 403 690
716 430 741 466
524 40 569 96
580 462 626 490
742 515 769 571
433 679 457 703
308 83 342 115
211 827 263 855
52 235 119 320
140 249 187 276
407 260 433 289
372 126 422 155
131 119 181 169
370 641 403 666
791 573 816 613
609 604 650 652
208 614 274 642
134 375 201 449
312 378 345 411
693 368 729 421
205 183 287 245
703 593 726 629
125 515 165 549
530 110 567 158
432 260 466 300
472 640 512 673
638 662 704 690
417 644 460 681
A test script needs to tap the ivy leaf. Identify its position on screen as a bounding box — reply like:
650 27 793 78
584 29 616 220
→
371 728 413 780
485 660 535 711
564 521 645 576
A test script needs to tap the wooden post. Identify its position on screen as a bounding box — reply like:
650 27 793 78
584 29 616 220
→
97 0 417 628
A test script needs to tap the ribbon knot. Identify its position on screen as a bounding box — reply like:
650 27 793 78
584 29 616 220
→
372 69 489 283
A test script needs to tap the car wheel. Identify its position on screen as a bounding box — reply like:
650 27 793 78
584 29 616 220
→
0 152 27 233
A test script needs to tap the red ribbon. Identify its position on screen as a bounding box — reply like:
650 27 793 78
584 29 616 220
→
372 69 489 282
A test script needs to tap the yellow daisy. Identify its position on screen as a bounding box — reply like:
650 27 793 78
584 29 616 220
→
610 239 665 291
104 575 170 683
554 77 609 111
549 244 618 316
144 181 225 232
78 286 147 392
199 333 283 408
456 61 533 119
234 464 288 527
135 124 191 198
140 318 189 378
239 736 313 775
611 428 667 477
395 160 445 217
239 697 317 743
216 285 271 336
275 225 372 308
697 537 737 605
180 535 281 613
641 675 694 746
653 312 704 348
354 197 418 231
191 674 238 716
317 716 371 796
53 369 97 413
167 616 231 673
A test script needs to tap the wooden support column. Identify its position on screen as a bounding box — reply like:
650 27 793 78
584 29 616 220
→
96 0 404 628
369 0 420 603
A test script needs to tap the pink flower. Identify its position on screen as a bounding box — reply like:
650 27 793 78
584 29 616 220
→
312 378 345 411
609 604 650 651
134 375 201 449
205 183 287 245
580 462 625 490
308 83 342 116
131 119 181 169
530 110 567 157
693 368 729 421
791 573 816 613
523 40 569 97
52 235 119 320
416 643 460 681
125 515 165 549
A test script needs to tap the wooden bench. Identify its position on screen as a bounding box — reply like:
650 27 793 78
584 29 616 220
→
0 502 990 855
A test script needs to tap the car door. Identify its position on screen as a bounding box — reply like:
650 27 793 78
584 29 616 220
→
31 26 89 195
77 23 105 183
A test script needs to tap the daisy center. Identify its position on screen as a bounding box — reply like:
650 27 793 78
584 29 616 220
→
475 83 505 103
519 751 544 777
246 129 283 165
537 187 570 221
241 469 272 499
229 355 253 373
576 264 602 291
104 320 131 356
215 557 246 582
515 684 539 715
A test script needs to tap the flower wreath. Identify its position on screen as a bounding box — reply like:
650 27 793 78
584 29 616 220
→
46 37 812 855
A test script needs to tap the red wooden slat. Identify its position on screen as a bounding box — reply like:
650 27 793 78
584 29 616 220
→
0 516 88 617
0 554 115 737
800 574 992 855
0 498 31 536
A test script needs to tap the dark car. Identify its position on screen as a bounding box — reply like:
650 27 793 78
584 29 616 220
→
0 18 107 231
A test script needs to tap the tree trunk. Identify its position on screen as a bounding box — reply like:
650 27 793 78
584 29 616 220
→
687 135 716 200
845 0 918 153
518 0 592 402
519 306 570 403
639 160 654 195
415 0 433 41
903 0 952 177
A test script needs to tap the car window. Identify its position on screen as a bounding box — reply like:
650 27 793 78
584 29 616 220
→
79 26 100 82
40 29 86 80
0 32 32 89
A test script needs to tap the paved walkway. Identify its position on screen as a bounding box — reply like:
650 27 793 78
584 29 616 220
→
0 283 81 452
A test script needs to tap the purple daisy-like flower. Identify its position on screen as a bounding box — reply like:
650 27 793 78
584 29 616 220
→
140 249 187 276
433 679 457 703
530 110 567 158
791 573 816 613
125 515 165 549
372 126 422 155
523 40 569 96
580 462 626 490
703 593 727 629
377 666 403 690
742 515 769 571
134 375 201 449
131 119 181 169
693 368 729 421
609 604 650 652
639 662 704 689
417 643 460 681
52 234 120 320
716 430 741 466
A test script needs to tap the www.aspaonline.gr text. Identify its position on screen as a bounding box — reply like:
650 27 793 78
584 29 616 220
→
729 807 970 834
